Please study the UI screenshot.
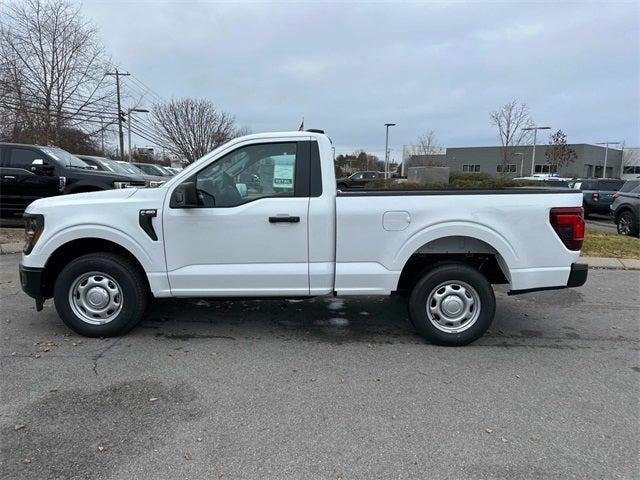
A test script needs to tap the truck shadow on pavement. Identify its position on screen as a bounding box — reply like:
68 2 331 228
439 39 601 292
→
144 295 425 345
138 287 631 350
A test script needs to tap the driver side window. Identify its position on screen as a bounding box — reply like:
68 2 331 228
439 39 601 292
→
195 142 297 208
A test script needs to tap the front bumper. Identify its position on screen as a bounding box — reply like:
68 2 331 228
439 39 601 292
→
19 264 46 309
508 262 588 295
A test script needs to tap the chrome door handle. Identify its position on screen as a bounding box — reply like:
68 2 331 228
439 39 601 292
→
3 175 16 179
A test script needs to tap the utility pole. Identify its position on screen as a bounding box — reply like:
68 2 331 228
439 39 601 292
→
106 69 130 160
596 142 621 178
127 108 149 161
523 126 551 176
384 123 396 182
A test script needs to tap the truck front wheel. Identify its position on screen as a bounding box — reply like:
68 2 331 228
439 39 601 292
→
53 253 148 337
408 263 495 346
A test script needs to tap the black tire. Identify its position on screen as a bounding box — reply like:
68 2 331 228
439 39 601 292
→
408 263 495 346
337 183 348 190
616 210 639 237
53 253 148 337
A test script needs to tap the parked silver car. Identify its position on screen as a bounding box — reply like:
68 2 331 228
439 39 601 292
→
611 179 640 237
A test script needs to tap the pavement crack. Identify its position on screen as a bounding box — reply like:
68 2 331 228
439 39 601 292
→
91 337 123 376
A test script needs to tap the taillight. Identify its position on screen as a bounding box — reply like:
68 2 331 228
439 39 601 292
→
591 192 599 202
550 207 585 251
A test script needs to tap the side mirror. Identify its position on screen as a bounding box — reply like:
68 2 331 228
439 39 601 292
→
31 159 54 175
170 181 199 208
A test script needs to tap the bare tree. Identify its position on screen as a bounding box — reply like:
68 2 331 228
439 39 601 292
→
417 130 439 156
414 130 443 166
151 98 246 163
545 129 577 170
490 100 534 172
0 0 115 146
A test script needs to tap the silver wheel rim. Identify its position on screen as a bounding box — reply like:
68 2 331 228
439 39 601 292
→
426 280 481 333
618 214 631 235
68 271 123 325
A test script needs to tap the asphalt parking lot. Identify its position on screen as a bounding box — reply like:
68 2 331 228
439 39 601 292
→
585 213 617 234
1 253 638 480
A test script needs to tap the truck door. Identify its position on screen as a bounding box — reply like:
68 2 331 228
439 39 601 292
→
163 138 312 296
1 146 60 217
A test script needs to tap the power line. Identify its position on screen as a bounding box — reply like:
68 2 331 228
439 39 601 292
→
127 74 164 103
2 94 120 116
0 100 120 127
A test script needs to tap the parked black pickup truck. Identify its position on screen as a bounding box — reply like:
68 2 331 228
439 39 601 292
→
336 171 386 189
572 178 625 216
0 143 145 218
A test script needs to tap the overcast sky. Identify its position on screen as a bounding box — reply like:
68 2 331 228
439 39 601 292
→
82 0 639 160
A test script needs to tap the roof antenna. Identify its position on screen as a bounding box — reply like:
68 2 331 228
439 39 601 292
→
298 117 304 131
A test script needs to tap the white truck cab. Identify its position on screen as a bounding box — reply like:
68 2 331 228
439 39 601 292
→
20 131 587 345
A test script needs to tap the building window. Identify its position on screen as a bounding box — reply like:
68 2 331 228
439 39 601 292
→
623 166 640 174
496 164 517 173
462 164 480 172
534 164 558 174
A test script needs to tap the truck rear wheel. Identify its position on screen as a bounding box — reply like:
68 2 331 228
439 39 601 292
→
53 253 148 337
408 263 495 346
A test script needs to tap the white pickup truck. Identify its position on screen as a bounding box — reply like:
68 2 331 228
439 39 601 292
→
19 131 587 345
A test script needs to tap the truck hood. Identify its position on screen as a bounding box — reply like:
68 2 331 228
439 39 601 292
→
25 187 160 213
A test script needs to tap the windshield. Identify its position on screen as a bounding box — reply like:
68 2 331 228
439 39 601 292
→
99 159 136 175
620 180 640 193
136 163 167 176
157 165 174 176
41 147 90 168
117 163 146 175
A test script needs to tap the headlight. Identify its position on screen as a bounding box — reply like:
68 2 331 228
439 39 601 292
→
113 181 132 189
23 214 44 254
149 180 165 188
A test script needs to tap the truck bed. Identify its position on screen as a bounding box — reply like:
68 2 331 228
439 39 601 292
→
334 188 583 295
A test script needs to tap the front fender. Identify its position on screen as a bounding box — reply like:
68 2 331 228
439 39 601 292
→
22 224 155 271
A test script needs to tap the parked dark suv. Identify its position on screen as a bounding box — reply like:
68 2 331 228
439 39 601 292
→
611 180 640 237
0 143 146 218
572 178 625 216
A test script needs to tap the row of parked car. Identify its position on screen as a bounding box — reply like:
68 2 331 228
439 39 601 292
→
0 142 179 219
565 178 639 237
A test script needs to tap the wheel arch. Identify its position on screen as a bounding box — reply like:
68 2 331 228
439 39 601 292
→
395 230 514 293
614 205 634 222
39 236 151 298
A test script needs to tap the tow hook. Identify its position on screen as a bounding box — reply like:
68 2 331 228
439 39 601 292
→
35 297 44 312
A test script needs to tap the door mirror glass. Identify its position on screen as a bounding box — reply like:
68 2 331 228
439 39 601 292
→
170 181 199 208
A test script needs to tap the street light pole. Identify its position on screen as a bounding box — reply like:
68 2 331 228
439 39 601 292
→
596 142 621 178
127 108 149 162
522 126 551 176
384 123 396 181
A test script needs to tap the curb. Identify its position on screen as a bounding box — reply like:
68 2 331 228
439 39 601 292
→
0 242 22 255
581 256 640 270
